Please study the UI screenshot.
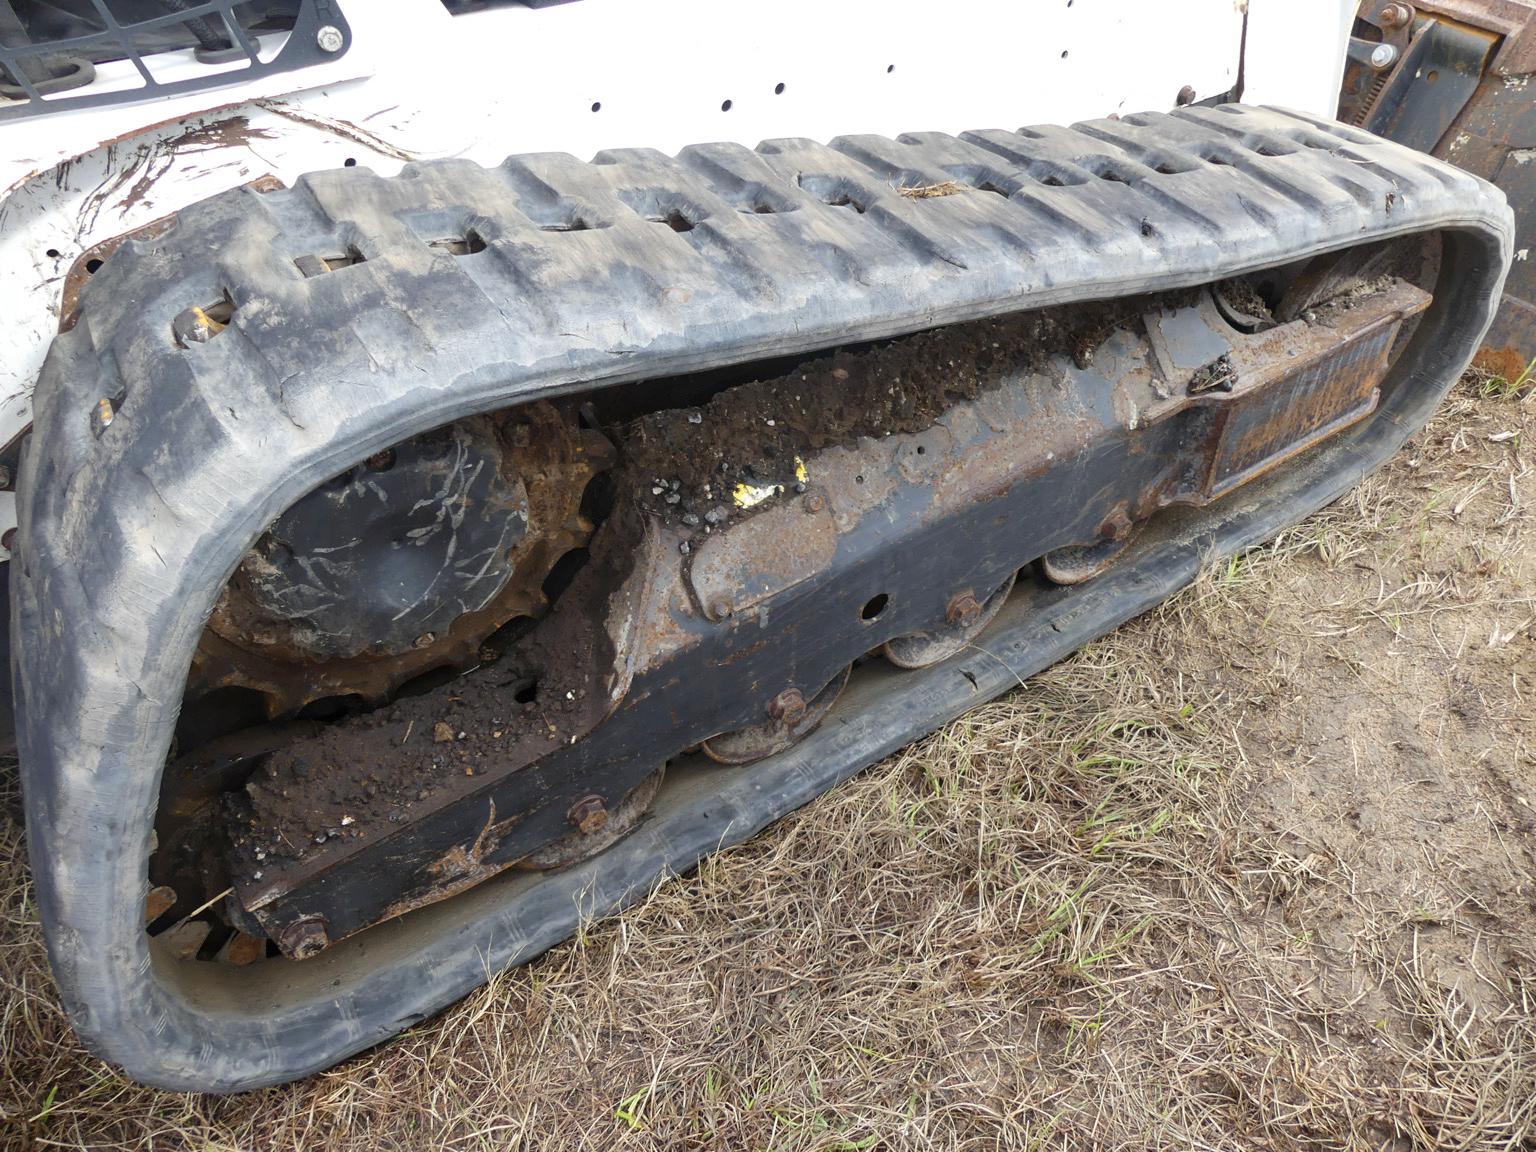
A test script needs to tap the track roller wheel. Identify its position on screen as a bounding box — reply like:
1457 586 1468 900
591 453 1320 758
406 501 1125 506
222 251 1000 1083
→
701 665 851 765
1041 517 1145 585
1041 536 1134 585
515 768 666 871
882 572 1017 670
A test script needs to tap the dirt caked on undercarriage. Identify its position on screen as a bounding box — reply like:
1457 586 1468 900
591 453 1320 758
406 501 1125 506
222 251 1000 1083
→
206 257 1431 959
12 104 1511 1090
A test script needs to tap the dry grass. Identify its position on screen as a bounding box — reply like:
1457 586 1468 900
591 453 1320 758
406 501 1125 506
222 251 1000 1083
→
3 369 1535 1151
896 181 965 199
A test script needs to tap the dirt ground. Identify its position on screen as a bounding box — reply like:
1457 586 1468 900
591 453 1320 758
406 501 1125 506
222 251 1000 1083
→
2 367 1533 1151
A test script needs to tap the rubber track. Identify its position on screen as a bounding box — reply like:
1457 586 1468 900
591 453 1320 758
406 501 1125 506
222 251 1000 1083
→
12 105 1511 1090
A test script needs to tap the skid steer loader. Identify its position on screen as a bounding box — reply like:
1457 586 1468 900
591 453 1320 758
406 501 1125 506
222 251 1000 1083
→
0 0 1518 1090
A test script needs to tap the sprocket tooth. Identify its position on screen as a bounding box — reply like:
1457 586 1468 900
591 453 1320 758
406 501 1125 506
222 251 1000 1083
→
184 402 605 723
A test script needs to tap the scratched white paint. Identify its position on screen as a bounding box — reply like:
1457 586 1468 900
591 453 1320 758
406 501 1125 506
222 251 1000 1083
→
0 0 1351 545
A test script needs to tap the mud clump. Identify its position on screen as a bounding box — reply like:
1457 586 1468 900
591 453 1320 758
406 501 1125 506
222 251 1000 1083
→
221 532 633 875
618 294 1157 529
225 655 594 871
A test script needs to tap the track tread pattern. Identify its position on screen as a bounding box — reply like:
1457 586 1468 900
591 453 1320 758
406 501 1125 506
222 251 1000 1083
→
11 105 1512 1091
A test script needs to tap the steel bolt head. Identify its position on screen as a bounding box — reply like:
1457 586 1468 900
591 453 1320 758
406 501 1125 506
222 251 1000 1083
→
1100 508 1134 541
946 591 981 628
768 687 807 727
1176 85 1197 107
279 916 330 960
316 24 345 53
1370 42 1398 69
803 492 825 514
1379 2 1412 27
568 795 609 836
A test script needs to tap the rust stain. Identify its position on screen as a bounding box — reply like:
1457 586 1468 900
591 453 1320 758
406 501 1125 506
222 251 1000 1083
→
1473 344 1530 382
253 99 417 162
67 115 277 243
110 116 278 218
4 97 254 201
162 115 276 154
685 497 838 621
58 215 176 332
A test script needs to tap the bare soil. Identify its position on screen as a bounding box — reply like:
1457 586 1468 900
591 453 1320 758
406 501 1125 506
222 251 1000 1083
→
2 369 1534 1150
619 293 1156 527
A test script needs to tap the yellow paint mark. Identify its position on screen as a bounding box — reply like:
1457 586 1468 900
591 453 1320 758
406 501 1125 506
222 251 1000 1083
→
732 481 780 509
188 305 227 336
794 456 808 484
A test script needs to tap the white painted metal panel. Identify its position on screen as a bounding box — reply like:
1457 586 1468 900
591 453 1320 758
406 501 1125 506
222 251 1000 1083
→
1243 0 1354 118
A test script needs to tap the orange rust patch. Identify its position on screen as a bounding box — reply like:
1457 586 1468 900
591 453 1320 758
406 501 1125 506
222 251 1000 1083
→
1473 344 1530 384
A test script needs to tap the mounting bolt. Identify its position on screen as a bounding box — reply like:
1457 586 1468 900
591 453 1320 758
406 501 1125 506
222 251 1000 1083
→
946 591 982 628
279 916 330 960
709 596 733 619
768 687 807 728
1379 2 1412 28
803 492 825 514
1369 42 1398 69
568 795 609 836
316 24 345 53
1176 85 1197 107
1100 508 1135 541
414 632 436 649
1 528 16 554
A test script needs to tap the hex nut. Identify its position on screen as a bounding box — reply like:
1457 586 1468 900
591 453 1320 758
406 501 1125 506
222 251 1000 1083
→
768 687 807 727
279 916 331 960
946 592 981 628
568 795 609 836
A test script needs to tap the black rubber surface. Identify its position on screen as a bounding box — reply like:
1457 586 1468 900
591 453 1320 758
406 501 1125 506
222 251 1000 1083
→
11 104 1511 1090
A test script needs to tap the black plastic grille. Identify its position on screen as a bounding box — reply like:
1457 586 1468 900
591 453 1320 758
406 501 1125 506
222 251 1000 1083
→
0 0 349 122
